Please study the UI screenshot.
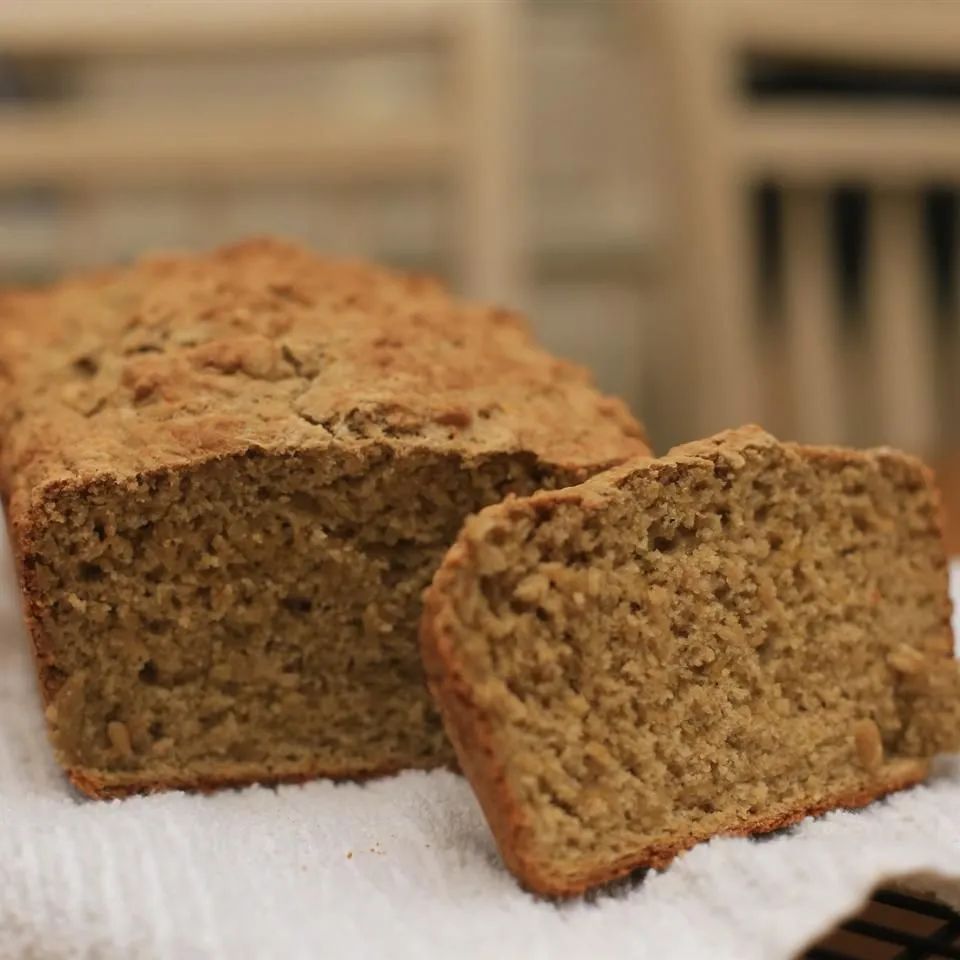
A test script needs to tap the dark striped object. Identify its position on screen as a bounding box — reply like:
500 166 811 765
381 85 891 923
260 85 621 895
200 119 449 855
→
805 890 960 960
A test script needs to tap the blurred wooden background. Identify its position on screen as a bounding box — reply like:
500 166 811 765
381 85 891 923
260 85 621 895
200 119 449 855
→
644 0 960 549
1 0 960 533
0 0 657 432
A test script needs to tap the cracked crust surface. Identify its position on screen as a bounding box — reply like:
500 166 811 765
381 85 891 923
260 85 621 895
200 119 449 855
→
421 426 960 896
0 236 647 522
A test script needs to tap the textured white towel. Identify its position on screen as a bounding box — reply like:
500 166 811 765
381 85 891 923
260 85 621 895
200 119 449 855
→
1 521 958 960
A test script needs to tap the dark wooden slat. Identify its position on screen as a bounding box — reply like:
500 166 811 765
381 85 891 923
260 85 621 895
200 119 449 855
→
806 947 861 960
874 890 960 924
892 918 960 960
842 919 960 958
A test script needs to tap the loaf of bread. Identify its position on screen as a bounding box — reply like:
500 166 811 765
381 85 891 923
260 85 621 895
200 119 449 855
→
0 238 649 798
421 427 960 895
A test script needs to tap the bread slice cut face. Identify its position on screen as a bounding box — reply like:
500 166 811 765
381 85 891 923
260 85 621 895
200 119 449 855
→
421 427 960 895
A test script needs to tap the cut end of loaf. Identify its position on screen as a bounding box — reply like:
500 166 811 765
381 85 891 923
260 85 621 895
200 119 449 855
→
20 443 589 797
421 427 960 896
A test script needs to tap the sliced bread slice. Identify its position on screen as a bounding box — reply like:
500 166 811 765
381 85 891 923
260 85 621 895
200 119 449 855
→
420 427 960 895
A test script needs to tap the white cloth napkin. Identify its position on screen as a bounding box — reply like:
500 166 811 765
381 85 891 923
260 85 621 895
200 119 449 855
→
1 521 958 960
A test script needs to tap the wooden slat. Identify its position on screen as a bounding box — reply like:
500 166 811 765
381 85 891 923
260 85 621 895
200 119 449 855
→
453 0 524 304
868 191 937 453
0 108 452 185
781 188 845 444
649 0 762 439
725 0 960 71
736 107 960 185
0 0 456 54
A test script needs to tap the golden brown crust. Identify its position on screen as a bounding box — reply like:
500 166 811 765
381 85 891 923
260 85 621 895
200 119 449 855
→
0 236 648 525
420 425 949 897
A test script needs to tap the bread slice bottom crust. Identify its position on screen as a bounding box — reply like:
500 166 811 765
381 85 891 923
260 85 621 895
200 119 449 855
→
67 756 451 800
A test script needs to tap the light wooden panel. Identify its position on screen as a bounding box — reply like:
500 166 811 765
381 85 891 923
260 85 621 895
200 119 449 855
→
0 0 456 53
868 191 937 453
0 108 452 185
737 107 960 185
781 188 845 444
453 0 524 305
725 0 960 72
651 0 762 439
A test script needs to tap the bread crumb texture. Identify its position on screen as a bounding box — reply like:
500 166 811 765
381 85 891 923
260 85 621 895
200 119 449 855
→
0 237 649 797
422 426 960 896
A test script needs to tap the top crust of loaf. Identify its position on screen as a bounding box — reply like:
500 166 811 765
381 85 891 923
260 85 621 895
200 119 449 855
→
0 237 648 523
502 424 939 508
